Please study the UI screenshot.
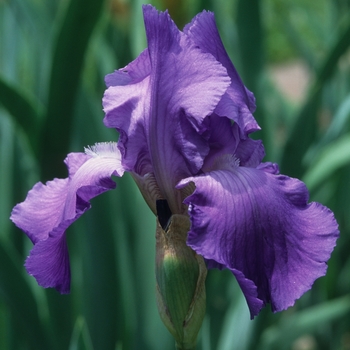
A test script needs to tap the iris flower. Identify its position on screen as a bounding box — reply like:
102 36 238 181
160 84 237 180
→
11 5 338 319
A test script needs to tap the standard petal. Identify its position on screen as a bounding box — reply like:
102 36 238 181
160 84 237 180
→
141 5 230 213
104 6 231 213
178 164 339 317
143 5 230 128
103 74 152 175
105 49 151 87
10 142 124 293
184 10 259 135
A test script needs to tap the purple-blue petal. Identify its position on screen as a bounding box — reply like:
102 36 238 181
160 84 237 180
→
202 119 265 171
178 163 339 317
104 5 231 213
26 228 71 293
10 143 124 293
184 10 259 136
105 49 151 87
201 115 239 171
103 74 152 175
232 123 265 167
144 5 230 212
103 49 152 176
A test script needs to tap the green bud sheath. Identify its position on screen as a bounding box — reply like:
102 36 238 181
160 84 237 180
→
155 214 207 350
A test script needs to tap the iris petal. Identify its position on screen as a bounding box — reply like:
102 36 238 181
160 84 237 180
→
178 164 339 317
104 5 231 213
184 10 259 136
202 117 265 171
103 47 152 176
143 5 231 213
10 143 124 293
103 75 152 175
105 49 151 87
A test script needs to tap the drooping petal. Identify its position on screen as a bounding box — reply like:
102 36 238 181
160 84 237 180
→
184 10 259 136
11 178 70 245
10 142 124 293
26 228 71 293
178 162 339 318
205 258 264 316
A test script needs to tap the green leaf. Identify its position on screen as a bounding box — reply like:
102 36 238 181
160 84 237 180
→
40 0 106 180
305 94 350 163
0 239 51 349
68 316 94 350
0 76 42 155
216 281 253 350
236 0 263 90
281 21 350 178
303 133 350 191
259 296 350 349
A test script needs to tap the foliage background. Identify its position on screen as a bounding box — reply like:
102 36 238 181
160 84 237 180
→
1 0 350 349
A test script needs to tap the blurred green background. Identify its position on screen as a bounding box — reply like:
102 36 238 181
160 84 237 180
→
1 0 350 349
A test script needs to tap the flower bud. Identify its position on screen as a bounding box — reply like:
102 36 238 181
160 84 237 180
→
155 214 207 350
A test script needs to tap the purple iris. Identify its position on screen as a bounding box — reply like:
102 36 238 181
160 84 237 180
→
11 5 338 318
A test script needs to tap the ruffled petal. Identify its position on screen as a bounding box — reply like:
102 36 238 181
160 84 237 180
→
105 49 151 87
11 179 69 244
104 5 231 213
184 10 259 136
143 5 231 213
178 163 339 317
10 142 124 293
103 49 152 176
103 75 152 175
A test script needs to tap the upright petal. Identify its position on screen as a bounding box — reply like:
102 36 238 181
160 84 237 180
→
105 6 231 213
184 11 259 136
142 5 230 213
103 48 152 176
10 142 124 293
105 49 151 87
178 162 339 317
103 70 152 176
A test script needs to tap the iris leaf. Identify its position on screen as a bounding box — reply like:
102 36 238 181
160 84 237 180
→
281 21 350 178
303 133 350 191
305 94 350 162
0 76 42 156
259 295 350 349
0 239 51 349
39 0 106 180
